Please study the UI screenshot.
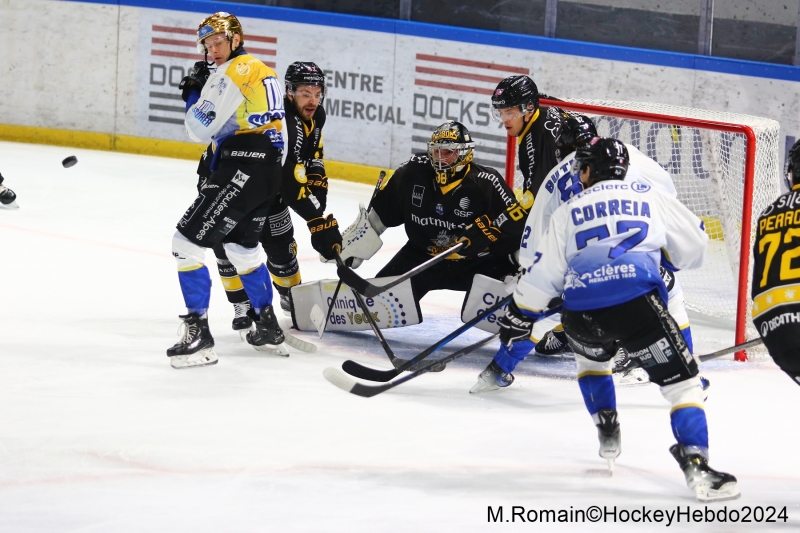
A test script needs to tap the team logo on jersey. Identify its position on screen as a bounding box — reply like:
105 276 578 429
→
412 185 425 207
631 182 651 193
236 62 252 76
459 198 470 209
435 203 444 215
563 267 587 290
231 170 250 188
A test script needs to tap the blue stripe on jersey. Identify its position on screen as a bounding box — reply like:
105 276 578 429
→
563 247 666 311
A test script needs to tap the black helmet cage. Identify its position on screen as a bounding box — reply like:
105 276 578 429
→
573 137 629 183
555 115 598 160
427 121 475 183
785 139 800 191
285 62 327 103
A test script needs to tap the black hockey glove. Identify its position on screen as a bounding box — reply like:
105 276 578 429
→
457 214 501 257
308 214 343 261
179 61 212 103
499 299 542 348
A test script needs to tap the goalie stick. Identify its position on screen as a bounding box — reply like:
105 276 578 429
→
313 170 386 338
332 250 404 368
323 334 499 398
342 295 512 382
698 337 764 362
336 242 466 297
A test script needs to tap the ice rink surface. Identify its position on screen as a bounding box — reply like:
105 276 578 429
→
1 141 799 532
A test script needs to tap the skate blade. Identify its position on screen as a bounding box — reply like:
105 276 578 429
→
695 483 741 503
238 329 249 342
170 347 218 369
469 380 503 394
284 332 317 353
0 201 19 209
252 342 290 357
607 458 615 474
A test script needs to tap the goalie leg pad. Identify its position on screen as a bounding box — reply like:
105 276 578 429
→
461 274 510 334
290 276 421 332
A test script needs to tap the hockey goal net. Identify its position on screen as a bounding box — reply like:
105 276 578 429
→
504 98 781 361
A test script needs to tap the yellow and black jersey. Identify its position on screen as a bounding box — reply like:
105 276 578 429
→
752 185 800 319
279 97 327 221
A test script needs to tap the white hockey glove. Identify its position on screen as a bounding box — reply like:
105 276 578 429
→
322 203 385 267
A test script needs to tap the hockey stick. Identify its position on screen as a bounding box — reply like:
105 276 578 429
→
323 334 499 398
698 337 763 362
333 250 403 367
311 170 386 338
342 295 513 382
336 241 466 297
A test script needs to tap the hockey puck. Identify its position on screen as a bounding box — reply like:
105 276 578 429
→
62 156 78 168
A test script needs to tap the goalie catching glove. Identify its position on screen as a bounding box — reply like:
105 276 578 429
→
307 214 343 261
499 299 544 348
179 61 212 103
326 203 385 267
456 214 501 258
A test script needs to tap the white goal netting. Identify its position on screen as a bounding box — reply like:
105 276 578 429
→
508 99 781 354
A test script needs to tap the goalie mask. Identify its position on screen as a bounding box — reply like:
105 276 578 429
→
574 137 629 184
555 115 597 160
285 62 326 104
197 12 244 53
785 138 800 191
490 75 539 122
427 121 475 187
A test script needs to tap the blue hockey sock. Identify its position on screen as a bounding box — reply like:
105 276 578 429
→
493 339 535 373
670 405 708 450
577 372 616 416
178 265 211 314
681 325 694 354
238 264 273 313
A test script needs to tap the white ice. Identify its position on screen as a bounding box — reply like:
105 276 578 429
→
1 141 798 532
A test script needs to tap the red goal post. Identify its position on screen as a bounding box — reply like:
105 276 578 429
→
504 98 782 361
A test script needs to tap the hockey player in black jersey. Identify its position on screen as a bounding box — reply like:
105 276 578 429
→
207 62 341 332
490 75 568 210
338 121 525 303
0 172 18 209
752 139 800 388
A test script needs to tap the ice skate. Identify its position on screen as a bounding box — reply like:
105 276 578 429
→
167 313 218 369
534 328 573 358
246 305 289 356
469 361 514 394
613 352 650 386
0 185 19 209
279 292 293 318
232 302 253 340
670 444 740 502
596 408 621 472
700 376 710 401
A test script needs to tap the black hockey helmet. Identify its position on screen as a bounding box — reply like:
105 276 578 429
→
490 75 539 121
574 137 629 183
555 115 597 160
285 62 326 101
427 121 475 187
785 139 800 190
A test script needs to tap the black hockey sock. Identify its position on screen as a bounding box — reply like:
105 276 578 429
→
267 257 301 296
216 259 249 305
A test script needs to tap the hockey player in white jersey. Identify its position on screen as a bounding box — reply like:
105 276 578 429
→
471 116 698 392
496 137 738 502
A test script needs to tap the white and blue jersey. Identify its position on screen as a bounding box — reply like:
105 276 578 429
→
515 180 707 313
